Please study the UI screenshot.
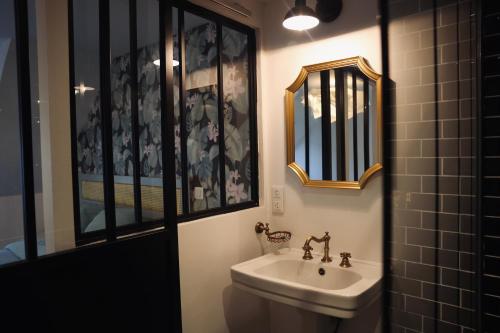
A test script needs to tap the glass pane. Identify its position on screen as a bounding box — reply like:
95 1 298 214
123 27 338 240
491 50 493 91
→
0 0 25 264
222 26 251 205
307 71 322 180
184 12 220 212
173 7 183 215
31 0 82 254
28 0 47 253
294 84 306 171
110 0 136 228
137 0 164 221
72 0 105 234
356 75 364 176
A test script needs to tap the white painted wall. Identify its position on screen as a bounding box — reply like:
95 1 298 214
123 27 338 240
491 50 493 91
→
259 0 383 332
261 0 382 263
178 207 271 333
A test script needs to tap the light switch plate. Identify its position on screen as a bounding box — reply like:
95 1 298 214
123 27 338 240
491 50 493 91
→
272 185 283 199
194 187 204 200
271 185 284 214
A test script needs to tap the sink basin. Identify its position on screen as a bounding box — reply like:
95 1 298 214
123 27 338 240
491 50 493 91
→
230 248 382 318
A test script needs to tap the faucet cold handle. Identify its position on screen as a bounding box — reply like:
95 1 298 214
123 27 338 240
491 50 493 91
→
339 252 352 268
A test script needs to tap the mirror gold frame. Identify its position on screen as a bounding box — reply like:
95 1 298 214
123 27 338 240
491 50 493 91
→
285 56 383 189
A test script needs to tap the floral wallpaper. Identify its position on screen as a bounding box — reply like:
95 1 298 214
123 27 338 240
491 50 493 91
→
77 43 171 179
77 95 103 175
111 51 134 177
137 44 163 178
184 14 221 211
222 26 251 205
185 85 221 211
76 14 253 214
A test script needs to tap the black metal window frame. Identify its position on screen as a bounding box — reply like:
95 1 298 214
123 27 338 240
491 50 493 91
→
174 0 259 224
69 0 259 245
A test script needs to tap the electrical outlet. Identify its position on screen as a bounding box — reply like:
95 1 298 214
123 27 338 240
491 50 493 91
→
272 200 282 212
271 185 284 214
194 187 204 200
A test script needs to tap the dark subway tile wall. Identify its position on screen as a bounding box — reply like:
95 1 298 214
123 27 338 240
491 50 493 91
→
483 216 500 237
388 0 478 331
482 2 500 332
484 97 500 117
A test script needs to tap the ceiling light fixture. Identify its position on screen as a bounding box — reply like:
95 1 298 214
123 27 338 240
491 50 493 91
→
153 59 180 67
283 0 343 31
283 0 319 31
74 82 95 95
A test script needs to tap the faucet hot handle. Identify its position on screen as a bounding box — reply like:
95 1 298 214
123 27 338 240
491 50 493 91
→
255 222 270 234
302 243 313 251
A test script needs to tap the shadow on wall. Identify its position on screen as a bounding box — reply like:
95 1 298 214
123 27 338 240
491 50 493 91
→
265 296 381 333
222 285 271 333
264 0 379 51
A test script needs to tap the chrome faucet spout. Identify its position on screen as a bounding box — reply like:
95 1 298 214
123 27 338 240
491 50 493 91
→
302 232 332 262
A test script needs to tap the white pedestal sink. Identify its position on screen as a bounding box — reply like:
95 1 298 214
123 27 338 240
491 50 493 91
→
230 248 382 318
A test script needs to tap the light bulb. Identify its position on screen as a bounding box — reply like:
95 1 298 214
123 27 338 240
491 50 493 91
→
153 59 180 67
282 15 319 31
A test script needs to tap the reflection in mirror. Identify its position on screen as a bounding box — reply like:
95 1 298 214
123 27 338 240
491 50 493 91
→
286 57 381 189
307 71 323 180
294 84 305 174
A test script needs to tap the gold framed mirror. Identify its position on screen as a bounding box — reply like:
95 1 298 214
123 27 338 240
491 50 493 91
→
285 57 382 189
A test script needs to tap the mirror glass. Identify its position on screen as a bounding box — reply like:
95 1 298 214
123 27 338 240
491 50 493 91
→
286 57 381 189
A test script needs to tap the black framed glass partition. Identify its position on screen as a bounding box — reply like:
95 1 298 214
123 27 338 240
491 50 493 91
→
0 0 258 259
69 0 259 244
0 0 31 264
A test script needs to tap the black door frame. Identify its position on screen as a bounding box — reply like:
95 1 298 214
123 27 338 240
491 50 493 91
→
1 0 182 331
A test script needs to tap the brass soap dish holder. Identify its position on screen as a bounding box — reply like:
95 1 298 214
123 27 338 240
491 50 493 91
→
255 222 292 243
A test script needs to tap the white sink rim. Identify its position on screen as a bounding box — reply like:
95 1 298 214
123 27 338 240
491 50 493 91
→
230 248 382 318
